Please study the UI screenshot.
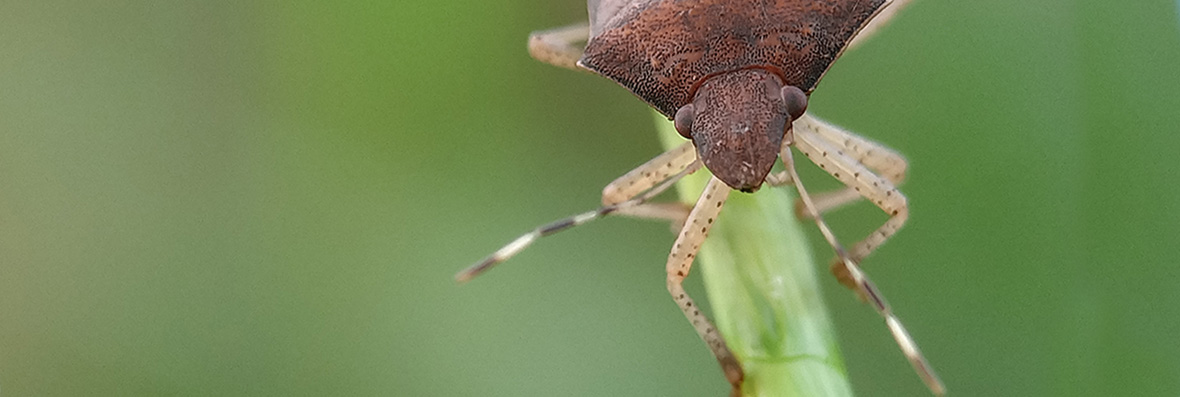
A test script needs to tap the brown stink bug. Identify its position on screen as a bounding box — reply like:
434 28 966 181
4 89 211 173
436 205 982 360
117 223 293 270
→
458 0 943 394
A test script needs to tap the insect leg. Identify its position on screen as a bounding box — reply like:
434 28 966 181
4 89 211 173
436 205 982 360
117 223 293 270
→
848 0 916 50
527 23 590 71
780 146 945 396
664 176 743 392
794 123 908 284
455 144 700 282
603 142 696 205
603 142 698 229
764 171 795 187
791 114 908 218
799 115 907 183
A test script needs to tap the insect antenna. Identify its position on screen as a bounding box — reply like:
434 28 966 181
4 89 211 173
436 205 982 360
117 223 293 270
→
455 160 702 283
781 146 947 396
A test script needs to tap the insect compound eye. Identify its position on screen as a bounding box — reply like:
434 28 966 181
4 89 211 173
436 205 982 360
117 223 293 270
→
781 85 808 120
674 104 695 139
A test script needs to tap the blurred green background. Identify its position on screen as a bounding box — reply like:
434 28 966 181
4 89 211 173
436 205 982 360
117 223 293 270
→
3 1 1179 396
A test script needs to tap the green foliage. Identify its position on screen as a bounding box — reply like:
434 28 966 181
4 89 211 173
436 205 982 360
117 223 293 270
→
2 1 1180 396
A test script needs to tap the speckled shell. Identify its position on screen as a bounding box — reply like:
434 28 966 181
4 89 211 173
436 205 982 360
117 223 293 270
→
580 0 887 117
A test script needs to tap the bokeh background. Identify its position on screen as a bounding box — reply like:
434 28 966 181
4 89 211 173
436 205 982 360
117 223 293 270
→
3 1 1179 396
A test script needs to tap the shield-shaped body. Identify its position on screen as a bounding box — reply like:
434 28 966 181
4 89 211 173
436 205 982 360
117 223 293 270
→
581 0 888 117
579 0 888 191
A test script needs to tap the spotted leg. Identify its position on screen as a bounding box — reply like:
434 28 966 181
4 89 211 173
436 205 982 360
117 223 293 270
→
793 118 908 287
455 142 699 282
527 23 590 71
792 114 908 217
603 141 698 230
781 145 945 396
664 176 743 394
606 144 745 391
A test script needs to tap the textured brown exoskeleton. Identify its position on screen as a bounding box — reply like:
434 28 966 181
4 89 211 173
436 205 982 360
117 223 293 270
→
459 0 944 395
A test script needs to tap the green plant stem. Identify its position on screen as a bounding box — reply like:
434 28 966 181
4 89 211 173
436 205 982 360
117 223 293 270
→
653 112 854 397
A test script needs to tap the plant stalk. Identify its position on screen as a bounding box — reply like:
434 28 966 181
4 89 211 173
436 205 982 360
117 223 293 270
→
653 112 854 397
